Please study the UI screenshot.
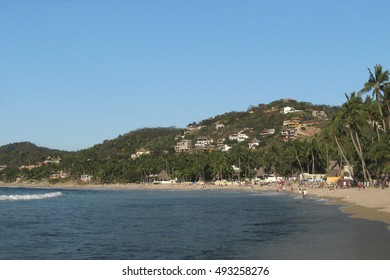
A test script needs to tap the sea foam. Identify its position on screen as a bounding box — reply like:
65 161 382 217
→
0 192 63 201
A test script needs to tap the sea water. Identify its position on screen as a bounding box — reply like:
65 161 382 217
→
0 186 389 260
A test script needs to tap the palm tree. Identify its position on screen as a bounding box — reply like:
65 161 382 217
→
383 83 390 130
340 93 372 185
360 64 389 133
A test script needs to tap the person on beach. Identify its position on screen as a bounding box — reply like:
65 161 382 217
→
302 189 307 199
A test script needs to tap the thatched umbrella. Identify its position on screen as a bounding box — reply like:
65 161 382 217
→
256 167 266 178
157 170 170 181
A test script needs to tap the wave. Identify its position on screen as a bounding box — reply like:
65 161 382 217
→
0 192 63 201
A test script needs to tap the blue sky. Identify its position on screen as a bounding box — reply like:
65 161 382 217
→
0 0 389 151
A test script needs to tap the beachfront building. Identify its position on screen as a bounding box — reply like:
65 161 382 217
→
153 170 174 184
255 167 266 179
81 174 93 182
174 139 192 153
50 170 68 180
300 173 326 182
326 161 354 184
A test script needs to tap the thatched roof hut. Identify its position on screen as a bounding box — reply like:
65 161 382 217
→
157 170 170 181
256 167 266 178
326 161 341 177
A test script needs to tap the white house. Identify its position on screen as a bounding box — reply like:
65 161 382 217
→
215 123 225 130
131 148 151 160
220 144 232 152
81 174 93 182
259 128 275 136
195 137 214 149
280 106 296 114
229 133 249 142
248 138 260 149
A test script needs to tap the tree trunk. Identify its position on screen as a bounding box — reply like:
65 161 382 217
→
377 102 387 133
295 150 304 175
355 131 373 186
349 130 372 185
311 149 315 174
334 136 354 177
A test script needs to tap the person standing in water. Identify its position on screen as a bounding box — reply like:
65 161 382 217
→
302 189 307 199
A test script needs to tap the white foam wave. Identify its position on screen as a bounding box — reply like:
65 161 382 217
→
0 192 63 201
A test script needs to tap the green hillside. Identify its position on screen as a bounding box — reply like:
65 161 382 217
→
0 98 339 184
1 62 389 188
0 142 69 167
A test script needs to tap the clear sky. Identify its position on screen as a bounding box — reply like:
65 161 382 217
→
1 0 389 151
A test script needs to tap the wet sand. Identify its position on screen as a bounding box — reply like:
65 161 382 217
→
306 187 390 225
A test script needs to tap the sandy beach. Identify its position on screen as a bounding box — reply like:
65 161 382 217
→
2 181 390 225
306 187 390 225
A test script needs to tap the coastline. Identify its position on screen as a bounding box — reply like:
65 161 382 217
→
1 181 390 226
307 187 390 225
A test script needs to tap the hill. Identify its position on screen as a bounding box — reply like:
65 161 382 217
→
0 99 338 165
0 142 70 167
76 126 183 160
0 98 341 184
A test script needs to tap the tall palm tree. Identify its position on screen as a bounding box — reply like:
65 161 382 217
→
340 93 372 185
383 83 390 130
360 64 389 133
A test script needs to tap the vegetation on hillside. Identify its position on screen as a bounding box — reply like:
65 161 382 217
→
1 65 389 186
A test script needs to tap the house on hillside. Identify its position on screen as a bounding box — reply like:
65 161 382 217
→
229 132 249 143
281 129 297 141
44 156 61 165
259 128 275 136
215 122 225 130
186 124 203 133
280 106 295 114
312 110 328 119
217 144 232 152
248 138 260 149
131 148 151 160
174 139 192 153
283 119 301 129
194 137 214 150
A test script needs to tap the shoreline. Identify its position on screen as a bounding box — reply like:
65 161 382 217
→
1 181 390 226
307 187 390 225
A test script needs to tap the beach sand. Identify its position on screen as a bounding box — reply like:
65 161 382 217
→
307 187 390 225
2 181 390 225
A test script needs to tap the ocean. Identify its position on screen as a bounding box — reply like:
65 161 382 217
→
0 186 389 260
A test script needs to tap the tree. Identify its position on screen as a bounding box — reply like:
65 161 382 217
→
338 93 372 185
360 64 389 133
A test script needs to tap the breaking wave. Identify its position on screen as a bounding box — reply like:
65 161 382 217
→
0 192 63 201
